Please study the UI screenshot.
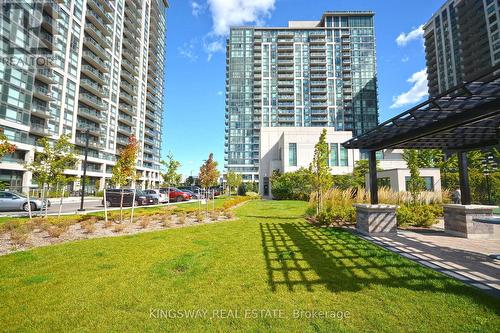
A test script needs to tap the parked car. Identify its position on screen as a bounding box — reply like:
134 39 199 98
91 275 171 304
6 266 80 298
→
178 185 201 193
144 189 169 203
159 187 192 202
180 189 199 199
0 191 50 212
102 189 158 207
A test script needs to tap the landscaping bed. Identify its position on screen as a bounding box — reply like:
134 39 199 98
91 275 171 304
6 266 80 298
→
0 196 257 256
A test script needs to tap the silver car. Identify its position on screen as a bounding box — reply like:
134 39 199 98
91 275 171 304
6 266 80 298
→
0 191 49 212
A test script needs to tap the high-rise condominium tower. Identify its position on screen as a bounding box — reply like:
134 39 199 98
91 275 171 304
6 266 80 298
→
225 11 378 182
0 0 168 192
424 0 500 96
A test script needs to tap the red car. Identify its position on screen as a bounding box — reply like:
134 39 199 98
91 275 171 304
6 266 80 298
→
159 187 192 202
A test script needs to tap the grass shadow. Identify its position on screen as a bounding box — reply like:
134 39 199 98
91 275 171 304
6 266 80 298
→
260 221 500 312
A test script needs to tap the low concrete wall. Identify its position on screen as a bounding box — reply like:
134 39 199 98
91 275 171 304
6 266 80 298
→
443 204 499 239
354 204 398 236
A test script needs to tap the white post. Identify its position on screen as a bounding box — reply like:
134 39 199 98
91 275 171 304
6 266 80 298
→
58 187 65 217
26 185 32 219
103 188 108 225
130 186 136 224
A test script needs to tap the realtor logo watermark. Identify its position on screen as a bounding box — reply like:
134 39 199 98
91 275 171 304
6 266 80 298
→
150 308 351 320
0 0 59 68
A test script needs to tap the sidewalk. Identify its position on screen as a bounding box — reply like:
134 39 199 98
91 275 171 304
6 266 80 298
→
357 228 500 297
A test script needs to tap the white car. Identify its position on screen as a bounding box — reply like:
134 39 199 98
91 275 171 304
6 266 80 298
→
0 191 50 212
143 189 169 203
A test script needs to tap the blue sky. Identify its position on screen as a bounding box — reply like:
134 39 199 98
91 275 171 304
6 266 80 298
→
162 0 445 177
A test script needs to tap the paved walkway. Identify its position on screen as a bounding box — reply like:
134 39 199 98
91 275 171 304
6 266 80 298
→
358 227 500 297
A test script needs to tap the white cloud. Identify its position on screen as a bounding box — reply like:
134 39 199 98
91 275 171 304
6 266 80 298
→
207 0 276 36
191 1 204 17
391 69 428 109
401 56 409 63
396 25 424 47
217 91 223 96
178 39 199 62
202 0 276 59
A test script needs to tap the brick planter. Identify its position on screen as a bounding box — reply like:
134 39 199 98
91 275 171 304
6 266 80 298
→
443 204 498 239
354 204 398 236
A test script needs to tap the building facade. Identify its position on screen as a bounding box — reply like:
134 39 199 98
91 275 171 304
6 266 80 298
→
424 0 500 96
258 127 411 197
225 11 378 183
0 0 168 193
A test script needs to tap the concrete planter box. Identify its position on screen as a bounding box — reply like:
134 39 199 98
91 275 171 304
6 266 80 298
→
354 204 398 236
443 204 499 239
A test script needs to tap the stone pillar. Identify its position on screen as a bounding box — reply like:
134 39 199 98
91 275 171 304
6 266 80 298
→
354 204 398 236
443 204 498 239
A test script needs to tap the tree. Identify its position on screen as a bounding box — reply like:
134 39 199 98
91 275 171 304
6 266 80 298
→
226 171 242 196
402 149 426 205
309 129 332 214
199 153 220 190
0 131 16 161
270 168 312 200
25 135 77 217
111 136 139 223
161 152 182 187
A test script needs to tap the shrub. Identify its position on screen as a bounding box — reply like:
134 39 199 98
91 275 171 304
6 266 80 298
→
223 209 235 219
195 211 205 223
112 224 125 233
10 227 30 245
317 206 356 226
396 205 437 227
161 215 172 227
81 220 96 234
221 195 256 210
237 183 247 196
209 210 220 220
138 218 150 229
46 225 67 238
177 212 187 224
270 168 312 200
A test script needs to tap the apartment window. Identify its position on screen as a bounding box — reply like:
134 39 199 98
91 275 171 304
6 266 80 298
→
329 143 338 166
288 143 297 166
340 146 348 166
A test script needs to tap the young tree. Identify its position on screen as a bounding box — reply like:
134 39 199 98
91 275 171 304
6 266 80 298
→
0 131 16 161
199 153 220 213
199 153 220 190
402 149 426 205
161 152 182 187
111 136 139 223
226 170 242 196
25 135 77 217
309 129 332 214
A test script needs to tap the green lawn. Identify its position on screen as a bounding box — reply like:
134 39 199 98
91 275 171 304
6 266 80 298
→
0 200 498 332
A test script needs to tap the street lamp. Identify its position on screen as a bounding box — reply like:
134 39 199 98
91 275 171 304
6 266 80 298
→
78 128 89 212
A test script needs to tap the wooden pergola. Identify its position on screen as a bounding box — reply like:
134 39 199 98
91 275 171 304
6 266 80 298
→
343 66 500 205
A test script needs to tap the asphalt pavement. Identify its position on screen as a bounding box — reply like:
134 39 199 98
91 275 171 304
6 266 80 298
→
0 200 195 218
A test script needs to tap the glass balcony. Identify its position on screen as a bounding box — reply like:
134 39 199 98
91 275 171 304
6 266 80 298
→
87 0 112 24
81 65 107 84
33 85 53 101
82 50 108 73
30 123 50 136
35 68 55 84
79 91 105 110
85 8 112 36
78 106 105 123
83 37 109 60
31 101 51 118
118 112 134 126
